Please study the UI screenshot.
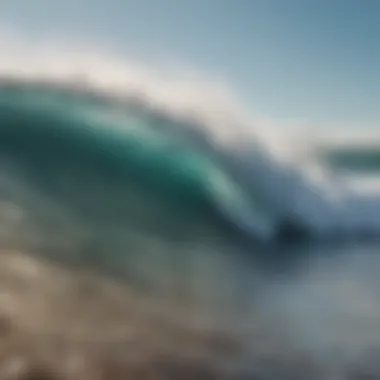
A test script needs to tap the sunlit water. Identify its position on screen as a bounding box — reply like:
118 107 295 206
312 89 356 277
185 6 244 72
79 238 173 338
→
0 77 380 378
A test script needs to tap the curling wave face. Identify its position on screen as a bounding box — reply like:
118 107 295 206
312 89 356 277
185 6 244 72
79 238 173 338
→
0 79 273 322
2 79 380 257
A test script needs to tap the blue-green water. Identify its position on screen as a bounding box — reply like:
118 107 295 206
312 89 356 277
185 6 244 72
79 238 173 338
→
1 79 380 281
3 79 380 378
0 80 270 315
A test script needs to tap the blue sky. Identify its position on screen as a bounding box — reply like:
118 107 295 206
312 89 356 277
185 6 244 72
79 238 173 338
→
1 0 379 130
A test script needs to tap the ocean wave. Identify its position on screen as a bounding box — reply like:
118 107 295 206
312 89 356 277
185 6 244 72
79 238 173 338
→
0 34 380 282
1 72 380 258
1 33 380 379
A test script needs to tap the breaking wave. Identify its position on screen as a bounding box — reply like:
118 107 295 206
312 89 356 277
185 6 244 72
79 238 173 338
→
1 71 380 257
0 32 379 251
2 34 380 378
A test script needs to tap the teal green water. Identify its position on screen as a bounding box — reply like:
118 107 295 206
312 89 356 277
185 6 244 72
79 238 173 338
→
0 82 254 227
4 81 380 377
0 81 267 306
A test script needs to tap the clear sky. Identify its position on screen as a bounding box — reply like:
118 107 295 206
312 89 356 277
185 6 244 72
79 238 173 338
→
1 0 379 130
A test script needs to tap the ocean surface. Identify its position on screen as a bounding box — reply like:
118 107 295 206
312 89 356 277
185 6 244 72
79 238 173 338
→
1 60 380 378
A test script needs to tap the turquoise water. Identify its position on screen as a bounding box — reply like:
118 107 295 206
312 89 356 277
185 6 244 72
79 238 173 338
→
0 81 257 225
3 80 380 377
0 80 269 315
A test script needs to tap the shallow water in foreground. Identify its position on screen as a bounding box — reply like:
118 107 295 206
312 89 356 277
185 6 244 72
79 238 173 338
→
1 242 380 379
